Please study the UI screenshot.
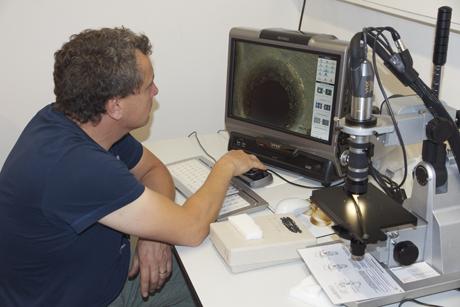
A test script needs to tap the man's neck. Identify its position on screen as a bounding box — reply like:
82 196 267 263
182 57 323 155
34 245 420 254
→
78 117 127 151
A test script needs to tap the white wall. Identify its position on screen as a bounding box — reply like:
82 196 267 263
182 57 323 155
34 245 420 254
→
0 0 300 166
302 0 460 107
1 0 459 167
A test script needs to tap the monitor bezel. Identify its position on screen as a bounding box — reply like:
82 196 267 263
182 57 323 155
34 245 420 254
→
224 27 350 179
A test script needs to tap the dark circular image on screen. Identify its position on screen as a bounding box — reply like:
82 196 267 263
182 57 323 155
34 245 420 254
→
242 60 302 128
231 41 318 137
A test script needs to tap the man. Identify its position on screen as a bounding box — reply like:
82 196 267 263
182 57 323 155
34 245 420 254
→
0 27 266 306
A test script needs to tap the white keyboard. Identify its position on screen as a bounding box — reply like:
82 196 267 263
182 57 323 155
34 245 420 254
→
167 156 268 220
168 157 238 197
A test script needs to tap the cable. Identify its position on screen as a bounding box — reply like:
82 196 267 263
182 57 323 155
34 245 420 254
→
366 28 394 53
369 163 406 203
188 131 345 190
366 27 409 190
379 94 404 114
298 0 307 31
269 169 344 189
398 298 443 307
187 131 217 163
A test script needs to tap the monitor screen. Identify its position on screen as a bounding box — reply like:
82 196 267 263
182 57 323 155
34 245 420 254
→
228 39 341 144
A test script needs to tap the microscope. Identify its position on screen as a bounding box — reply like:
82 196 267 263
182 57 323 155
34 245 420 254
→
311 7 460 305
310 28 420 261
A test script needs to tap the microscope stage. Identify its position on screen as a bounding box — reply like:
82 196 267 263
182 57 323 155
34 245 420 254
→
310 184 417 243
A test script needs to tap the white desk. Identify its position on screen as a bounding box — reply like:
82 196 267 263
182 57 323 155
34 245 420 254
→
143 133 460 307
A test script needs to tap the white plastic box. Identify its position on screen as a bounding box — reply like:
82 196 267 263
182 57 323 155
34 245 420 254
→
210 214 316 273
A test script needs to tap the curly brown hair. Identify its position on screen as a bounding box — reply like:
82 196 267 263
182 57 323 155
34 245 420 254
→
53 27 152 123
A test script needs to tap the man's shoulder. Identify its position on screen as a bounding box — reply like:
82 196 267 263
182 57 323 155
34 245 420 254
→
4 105 109 184
23 103 81 142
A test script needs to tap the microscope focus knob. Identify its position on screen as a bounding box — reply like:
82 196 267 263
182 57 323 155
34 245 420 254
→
415 165 429 186
393 241 419 266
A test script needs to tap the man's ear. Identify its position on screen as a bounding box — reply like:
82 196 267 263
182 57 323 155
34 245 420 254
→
106 97 122 120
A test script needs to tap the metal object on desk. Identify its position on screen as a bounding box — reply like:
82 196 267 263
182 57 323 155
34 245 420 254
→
308 203 332 227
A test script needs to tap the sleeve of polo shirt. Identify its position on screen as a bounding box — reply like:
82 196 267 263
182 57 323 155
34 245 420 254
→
42 143 145 234
110 133 143 170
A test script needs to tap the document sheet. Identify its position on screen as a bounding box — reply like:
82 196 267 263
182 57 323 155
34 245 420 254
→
299 243 404 304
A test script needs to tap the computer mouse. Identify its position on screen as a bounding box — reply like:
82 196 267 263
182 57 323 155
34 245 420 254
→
275 198 310 215
237 169 273 188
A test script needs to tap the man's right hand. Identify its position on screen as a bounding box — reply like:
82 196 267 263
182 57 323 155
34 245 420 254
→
100 150 268 247
215 150 266 177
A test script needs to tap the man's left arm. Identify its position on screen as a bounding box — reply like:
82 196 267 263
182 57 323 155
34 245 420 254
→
129 145 175 297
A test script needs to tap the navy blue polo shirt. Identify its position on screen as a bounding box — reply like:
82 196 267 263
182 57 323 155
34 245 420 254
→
0 104 145 306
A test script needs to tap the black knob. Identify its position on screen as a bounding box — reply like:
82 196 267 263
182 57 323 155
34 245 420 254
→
415 165 428 186
394 241 419 266
433 6 452 66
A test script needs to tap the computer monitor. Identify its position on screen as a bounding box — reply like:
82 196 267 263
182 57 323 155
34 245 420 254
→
225 28 350 185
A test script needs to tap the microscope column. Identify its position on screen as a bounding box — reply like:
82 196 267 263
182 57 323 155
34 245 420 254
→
345 54 376 195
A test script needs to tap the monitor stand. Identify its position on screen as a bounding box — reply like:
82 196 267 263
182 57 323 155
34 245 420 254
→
228 132 341 186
